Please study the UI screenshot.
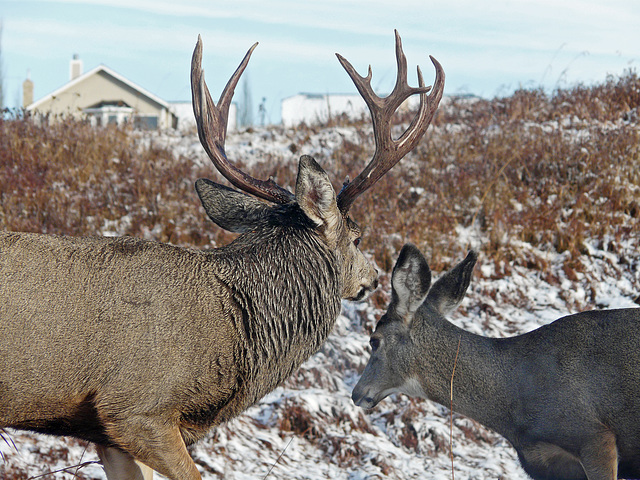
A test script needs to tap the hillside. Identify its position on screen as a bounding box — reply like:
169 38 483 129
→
1 71 639 479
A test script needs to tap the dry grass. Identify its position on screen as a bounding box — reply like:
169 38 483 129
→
2 71 639 281
0 112 242 249
345 70 640 275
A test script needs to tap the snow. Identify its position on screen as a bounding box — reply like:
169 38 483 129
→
2 118 639 480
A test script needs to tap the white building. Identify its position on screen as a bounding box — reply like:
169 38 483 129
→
281 93 368 127
280 93 423 127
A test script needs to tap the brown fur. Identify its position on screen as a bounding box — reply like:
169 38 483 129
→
0 157 377 480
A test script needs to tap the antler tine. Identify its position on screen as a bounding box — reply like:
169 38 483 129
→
335 30 445 213
191 35 295 204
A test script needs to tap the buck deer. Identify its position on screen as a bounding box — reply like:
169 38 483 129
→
353 243 640 480
0 32 444 480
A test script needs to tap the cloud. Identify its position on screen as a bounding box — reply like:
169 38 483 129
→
4 0 639 113
21 0 640 62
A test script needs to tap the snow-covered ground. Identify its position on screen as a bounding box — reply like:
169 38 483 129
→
2 118 639 479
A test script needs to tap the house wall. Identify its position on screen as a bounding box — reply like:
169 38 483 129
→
281 93 422 127
281 94 368 127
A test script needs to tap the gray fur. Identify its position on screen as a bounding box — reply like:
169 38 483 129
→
195 178 271 233
353 243 640 480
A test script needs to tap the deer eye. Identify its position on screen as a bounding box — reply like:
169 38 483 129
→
353 237 361 247
370 337 380 352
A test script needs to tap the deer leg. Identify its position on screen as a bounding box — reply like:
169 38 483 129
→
109 423 202 480
96 445 154 480
579 430 618 480
518 442 585 479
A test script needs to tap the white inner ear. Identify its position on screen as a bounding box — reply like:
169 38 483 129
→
304 179 337 227
393 256 428 319
296 170 341 247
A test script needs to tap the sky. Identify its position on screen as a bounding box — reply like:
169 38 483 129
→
1 0 639 124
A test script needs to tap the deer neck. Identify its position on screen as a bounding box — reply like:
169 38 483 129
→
217 226 342 399
412 312 510 430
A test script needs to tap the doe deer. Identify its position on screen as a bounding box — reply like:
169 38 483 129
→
353 243 640 480
0 33 444 480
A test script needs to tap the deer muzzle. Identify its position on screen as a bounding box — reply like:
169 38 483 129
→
351 383 379 409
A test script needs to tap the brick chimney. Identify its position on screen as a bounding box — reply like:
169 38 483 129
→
22 70 34 108
69 54 83 81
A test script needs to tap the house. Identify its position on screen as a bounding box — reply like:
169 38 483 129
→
281 93 367 127
25 55 178 130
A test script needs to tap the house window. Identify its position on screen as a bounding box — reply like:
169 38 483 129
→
134 115 158 130
83 102 133 128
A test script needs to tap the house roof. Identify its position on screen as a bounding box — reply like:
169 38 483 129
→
27 64 171 111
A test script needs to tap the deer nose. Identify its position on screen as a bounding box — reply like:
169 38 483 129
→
352 392 375 409
351 385 371 408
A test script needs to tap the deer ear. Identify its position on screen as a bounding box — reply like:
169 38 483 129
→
426 250 477 316
295 155 341 241
195 178 271 233
390 244 432 321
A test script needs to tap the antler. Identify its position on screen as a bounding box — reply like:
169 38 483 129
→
191 35 295 204
335 30 445 213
